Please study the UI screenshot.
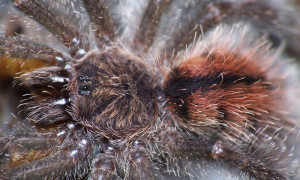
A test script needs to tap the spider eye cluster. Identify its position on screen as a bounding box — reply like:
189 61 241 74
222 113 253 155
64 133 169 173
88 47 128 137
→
77 76 92 96
70 51 157 138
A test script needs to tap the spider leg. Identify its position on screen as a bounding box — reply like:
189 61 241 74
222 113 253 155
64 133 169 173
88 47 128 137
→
159 129 289 179
88 149 118 180
20 66 69 97
0 135 61 178
1 136 60 167
132 0 171 53
82 0 115 47
0 127 93 180
0 33 70 77
162 1 231 56
0 33 67 64
23 98 71 127
0 137 9 160
156 0 300 59
128 141 164 180
11 0 90 57
19 67 71 126
0 148 86 180
89 141 164 180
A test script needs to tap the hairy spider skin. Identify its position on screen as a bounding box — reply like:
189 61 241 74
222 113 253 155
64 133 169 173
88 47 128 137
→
164 24 295 137
132 0 171 53
163 24 299 179
69 49 158 138
82 0 115 46
0 0 300 180
0 34 60 77
146 0 300 61
12 0 90 57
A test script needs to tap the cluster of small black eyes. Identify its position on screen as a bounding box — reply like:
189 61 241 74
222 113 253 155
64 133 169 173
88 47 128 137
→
78 76 92 96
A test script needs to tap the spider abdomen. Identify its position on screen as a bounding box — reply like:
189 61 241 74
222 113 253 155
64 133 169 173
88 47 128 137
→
164 24 294 142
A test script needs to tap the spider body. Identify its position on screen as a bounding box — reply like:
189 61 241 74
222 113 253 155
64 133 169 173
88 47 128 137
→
0 0 300 179
70 49 157 138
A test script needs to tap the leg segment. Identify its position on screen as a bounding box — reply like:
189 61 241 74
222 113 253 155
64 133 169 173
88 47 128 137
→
88 145 118 180
0 129 92 180
83 0 115 46
11 0 90 57
156 0 300 59
89 141 164 180
1 149 83 180
0 135 60 178
24 98 71 126
0 33 69 77
159 128 291 179
132 0 171 53
88 154 117 180
128 141 164 180
0 33 67 64
19 66 71 126
20 66 69 97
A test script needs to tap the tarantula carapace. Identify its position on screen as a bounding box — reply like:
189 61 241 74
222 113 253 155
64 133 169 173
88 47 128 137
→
0 0 300 179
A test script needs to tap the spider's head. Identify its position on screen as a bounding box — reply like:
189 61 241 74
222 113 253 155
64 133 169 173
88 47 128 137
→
69 49 157 139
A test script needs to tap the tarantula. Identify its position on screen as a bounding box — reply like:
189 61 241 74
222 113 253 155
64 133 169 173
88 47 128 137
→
1 0 300 179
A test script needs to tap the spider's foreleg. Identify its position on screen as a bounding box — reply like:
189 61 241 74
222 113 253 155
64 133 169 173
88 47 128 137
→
0 33 66 64
0 34 68 77
20 66 69 96
19 67 71 126
11 0 90 57
83 0 115 47
132 0 171 53
0 149 86 180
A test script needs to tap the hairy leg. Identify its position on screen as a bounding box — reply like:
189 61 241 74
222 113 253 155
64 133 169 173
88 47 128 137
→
159 128 291 179
83 0 115 47
132 0 171 53
0 127 93 180
11 0 90 57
